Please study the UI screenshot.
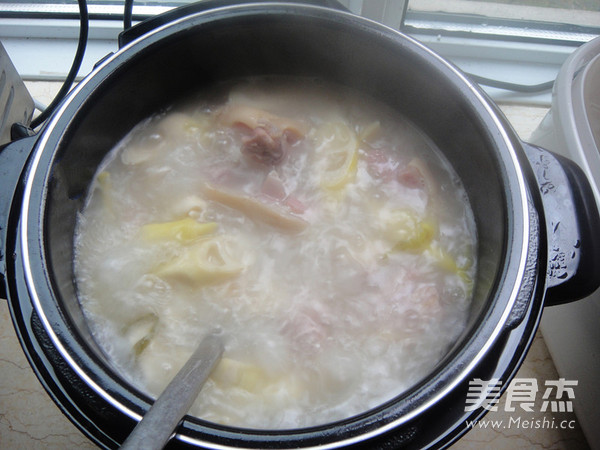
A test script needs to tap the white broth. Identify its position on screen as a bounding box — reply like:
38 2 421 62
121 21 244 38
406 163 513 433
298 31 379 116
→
74 78 477 429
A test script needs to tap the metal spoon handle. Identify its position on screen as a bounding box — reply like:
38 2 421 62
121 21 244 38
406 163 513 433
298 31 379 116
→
121 331 224 450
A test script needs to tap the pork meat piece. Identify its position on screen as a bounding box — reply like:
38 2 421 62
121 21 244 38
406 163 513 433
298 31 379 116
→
241 126 285 165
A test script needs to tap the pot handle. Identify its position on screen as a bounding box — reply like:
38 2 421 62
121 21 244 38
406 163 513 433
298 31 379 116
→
0 135 38 300
522 142 600 306
118 0 350 48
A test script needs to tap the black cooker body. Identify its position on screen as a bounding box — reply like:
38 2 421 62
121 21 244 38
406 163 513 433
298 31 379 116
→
1 2 599 449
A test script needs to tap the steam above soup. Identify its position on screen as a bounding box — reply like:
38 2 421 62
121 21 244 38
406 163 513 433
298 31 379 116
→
74 78 477 429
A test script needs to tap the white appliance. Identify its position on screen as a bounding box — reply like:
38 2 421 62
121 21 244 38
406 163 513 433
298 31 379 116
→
531 35 600 450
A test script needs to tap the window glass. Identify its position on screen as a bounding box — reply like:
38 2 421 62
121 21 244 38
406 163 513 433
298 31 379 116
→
405 0 600 41
408 0 599 25
2 0 599 40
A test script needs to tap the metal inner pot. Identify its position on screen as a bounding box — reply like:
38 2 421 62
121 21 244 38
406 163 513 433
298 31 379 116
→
14 3 543 449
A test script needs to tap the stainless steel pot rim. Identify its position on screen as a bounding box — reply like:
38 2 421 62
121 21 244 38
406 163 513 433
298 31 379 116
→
18 3 531 448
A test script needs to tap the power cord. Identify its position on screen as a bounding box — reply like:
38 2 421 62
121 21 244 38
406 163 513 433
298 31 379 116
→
29 0 89 130
124 0 134 30
466 72 554 93
27 0 132 133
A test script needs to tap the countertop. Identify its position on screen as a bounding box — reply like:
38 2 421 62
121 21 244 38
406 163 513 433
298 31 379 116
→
0 82 592 449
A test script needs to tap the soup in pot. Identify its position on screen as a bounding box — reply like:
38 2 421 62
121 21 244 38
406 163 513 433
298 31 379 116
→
74 78 477 429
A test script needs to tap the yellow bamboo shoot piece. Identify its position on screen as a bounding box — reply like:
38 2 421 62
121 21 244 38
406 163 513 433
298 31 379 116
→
123 313 159 356
211 358 303 398
155 236 244 286
359 121 381 143
428 244 473 288
141 217 217 242
121 112 214 165
312 121 359 190
203 184 308 233
211 358 269 392
96 171 114 214
380 209 435 253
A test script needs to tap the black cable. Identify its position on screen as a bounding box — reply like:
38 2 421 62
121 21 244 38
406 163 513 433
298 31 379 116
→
124 0 134 30
30 0 89 129
467 72 555 93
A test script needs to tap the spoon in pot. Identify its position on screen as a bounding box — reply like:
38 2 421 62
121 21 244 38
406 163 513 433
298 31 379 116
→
120 330 224 450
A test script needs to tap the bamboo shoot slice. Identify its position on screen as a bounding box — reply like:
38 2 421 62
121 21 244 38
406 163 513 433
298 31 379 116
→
204 184 308 233
123 313 159 356
312 121 359 190
141 217 217 242
155 236 244 286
